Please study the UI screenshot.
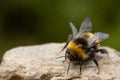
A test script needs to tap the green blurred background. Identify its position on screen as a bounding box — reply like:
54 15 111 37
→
0 0 120 62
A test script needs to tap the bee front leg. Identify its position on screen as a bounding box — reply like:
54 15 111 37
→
62 49 69 63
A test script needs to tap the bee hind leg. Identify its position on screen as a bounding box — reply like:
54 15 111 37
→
93 58 100 74
79 61 83 76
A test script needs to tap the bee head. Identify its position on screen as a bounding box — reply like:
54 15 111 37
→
67 41 82 52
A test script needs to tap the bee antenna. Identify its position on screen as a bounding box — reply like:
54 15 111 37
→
60 45 66 52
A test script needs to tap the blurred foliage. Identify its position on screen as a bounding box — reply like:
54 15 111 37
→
0 0 120 62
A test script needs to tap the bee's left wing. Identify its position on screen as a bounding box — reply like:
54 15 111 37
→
94 32 109 43
77 17 92 37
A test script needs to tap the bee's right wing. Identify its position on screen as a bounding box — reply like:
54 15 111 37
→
94 32 109 43
87 32 109 47
69 22 78 38
61 22 77 52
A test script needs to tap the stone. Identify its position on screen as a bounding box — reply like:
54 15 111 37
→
0 43 120 80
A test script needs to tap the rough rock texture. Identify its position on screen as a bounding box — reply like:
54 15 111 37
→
0 43 120 80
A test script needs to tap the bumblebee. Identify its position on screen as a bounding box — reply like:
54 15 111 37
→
62 17 109 76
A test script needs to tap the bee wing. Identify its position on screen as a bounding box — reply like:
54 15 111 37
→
87 32 109 47
69 22 78 38
94 32 109 42
61 22 77 52
77 17 92 37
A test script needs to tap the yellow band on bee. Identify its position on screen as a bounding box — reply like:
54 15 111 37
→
68 41 88 60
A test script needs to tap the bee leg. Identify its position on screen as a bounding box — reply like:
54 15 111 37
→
65 50 68 60
62 49 69 63
93 59 100 74
67 61 71 75
79 62 82 75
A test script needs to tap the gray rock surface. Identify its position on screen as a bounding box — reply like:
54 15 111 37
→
0 43 120 80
